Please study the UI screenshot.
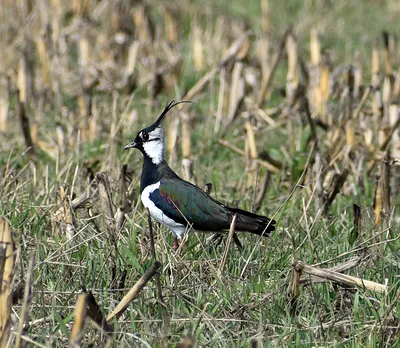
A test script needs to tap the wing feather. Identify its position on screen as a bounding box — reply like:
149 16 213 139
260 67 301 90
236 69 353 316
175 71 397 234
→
149 179 230 231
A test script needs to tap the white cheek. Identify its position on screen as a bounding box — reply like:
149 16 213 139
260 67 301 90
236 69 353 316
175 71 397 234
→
143 140 164 165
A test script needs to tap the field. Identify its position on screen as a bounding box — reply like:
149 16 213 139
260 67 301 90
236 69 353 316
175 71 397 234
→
0 0 399 347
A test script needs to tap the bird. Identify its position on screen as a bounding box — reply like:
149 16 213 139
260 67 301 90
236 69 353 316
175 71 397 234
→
124 101 276 250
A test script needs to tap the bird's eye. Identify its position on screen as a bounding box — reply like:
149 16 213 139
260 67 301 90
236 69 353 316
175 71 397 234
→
141 132 149 141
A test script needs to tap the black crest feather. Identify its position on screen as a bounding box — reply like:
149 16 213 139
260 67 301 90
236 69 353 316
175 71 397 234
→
153 100 192 127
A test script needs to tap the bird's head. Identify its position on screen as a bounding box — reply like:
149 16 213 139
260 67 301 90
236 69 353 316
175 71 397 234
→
124 100 191 165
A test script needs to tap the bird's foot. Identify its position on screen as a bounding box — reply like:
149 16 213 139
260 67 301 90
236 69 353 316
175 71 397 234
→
232 233 244 252
173 237 187 252
207 233 224 246
206 232 243 252
173 237 179 251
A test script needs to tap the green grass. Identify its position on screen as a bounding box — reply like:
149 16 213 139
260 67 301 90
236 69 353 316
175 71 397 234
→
1 0 400 347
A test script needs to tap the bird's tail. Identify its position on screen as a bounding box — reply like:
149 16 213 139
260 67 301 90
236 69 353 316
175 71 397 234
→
228 207 276 237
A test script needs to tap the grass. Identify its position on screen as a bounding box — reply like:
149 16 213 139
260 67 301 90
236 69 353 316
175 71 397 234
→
0 0 399 347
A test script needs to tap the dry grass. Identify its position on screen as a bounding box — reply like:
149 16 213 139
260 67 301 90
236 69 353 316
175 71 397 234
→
0 0 399 347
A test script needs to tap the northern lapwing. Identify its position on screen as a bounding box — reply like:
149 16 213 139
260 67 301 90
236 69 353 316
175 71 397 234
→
124 101 276 249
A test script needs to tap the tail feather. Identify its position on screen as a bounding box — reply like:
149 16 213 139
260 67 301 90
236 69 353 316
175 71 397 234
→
228 207 276 237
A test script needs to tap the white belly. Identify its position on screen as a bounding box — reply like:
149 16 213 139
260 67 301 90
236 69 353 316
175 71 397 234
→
141 182 186 238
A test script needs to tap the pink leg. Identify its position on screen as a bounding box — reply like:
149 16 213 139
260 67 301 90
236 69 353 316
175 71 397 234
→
172 236 187 252
173 237 179 251
181 239 187 250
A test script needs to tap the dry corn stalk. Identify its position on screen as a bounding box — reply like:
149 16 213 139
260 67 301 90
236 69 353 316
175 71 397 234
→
17 53 28 104
236 29 250 60
192 20 203 72
346 119 355 148
371 40 383 119
84 290 112 332
345 66 354 120
260 0 271 76
218 215 237 276
126 41 140 77
0 217 15 348
309 29 322 116
165 7 178 43
36 36 51 87
351 204 361 244
53 190 90 236
353 57 362 98
69 294 88 348
301 97 319 148
244 121 258 160
373 174 383 227
258 37 270 81
215 67 227 134
167 114 180 164
261 0 270 37
354 86 371 119
254 171 271 212
380 150 391 224
320 54 331 110
292 261 387 294
73 0 91 17
96 172 116 239
0 75 9 133
286 32 298 103
371 41 380 87
228 62 244 123
59 185 76 240
393 71 400 97
50 0 62 42
389 103 400 159
106 261 161 325
382 75 393 110
323 169 349 214
115 165 129 232
383 31 392 76
310 29 321 66
181 112 192 181
288 258 302 314
244 119 258 187
302 257 362 285
78 31 91 141
367 113 400 173
17 89 35 158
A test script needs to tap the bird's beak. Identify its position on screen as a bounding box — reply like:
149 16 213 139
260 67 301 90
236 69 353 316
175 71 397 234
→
124 141 137 150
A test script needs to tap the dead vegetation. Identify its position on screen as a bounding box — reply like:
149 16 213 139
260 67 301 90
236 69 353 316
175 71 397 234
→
0 0 399 346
